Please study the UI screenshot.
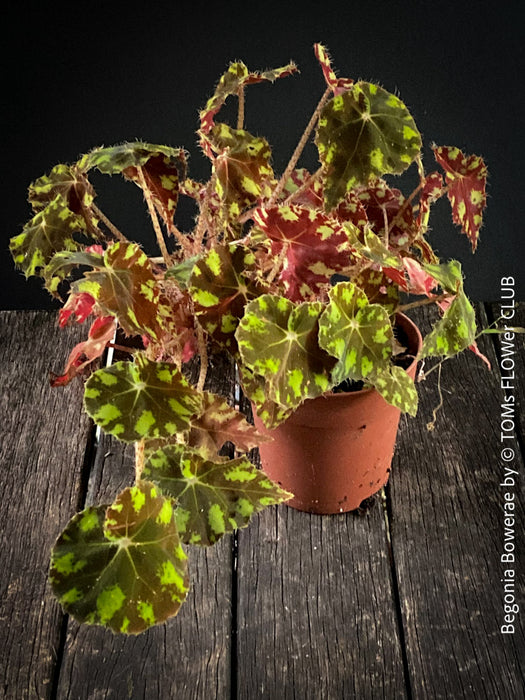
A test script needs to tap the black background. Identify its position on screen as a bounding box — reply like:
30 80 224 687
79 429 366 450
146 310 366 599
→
3 0 524 309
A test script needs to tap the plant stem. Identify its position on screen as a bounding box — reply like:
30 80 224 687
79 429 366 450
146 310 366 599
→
196 323 208 392
136 165 172 266
237 86 245 130
282 166 323 205
397 292 454 313
267 243 289 284
267 87 332 208
135 439 145 482
91 203 128 243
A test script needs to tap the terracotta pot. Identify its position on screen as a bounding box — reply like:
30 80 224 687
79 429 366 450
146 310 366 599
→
252 314 422 514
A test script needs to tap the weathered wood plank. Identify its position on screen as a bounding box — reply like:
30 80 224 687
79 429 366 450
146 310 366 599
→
55 354 236 699
0 311 93 699
237 481 407 697
389 303 525 698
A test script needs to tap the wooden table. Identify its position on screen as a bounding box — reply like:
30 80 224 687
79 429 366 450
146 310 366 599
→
1 303 524 699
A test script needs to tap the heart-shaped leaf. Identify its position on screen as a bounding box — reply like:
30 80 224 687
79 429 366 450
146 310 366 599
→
10 195 87 281
28 163 95 216
252 204 357 301
143 446 292 545
73 241 161 339
188 392 269 455
318 282 393 384
189 243 266 350
236 295 335 410
84 354 203 442
373 365 418 416
316 82 422 209
49 481 189 634
421 290 476 358
210 124 274 218
433 146 487 251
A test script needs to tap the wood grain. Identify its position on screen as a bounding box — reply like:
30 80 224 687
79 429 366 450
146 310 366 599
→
389 303 525 698
0 311 93 699
55 354 236 699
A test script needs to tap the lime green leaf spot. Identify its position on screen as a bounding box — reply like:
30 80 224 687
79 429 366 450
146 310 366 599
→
79 509 99 533
137 601 155 626
208 504 226 536
97 585 126 624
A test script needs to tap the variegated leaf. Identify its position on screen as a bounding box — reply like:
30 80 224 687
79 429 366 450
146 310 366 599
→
49 482 189 634
345 227 403 270
143 446 292 545
416 171 444 230
199 60 297 140
316 83 422 210
421 259 464 294
238 366 294 429
252 204 357 301
84 354 203 442
73 241 161 339
236 295 335 410
433 146 487 251
357 180 416 249
10 195 87 282
352 268 399 314
211 124 274 218
373 365 418 416
421 290 477 358
79 142 187 233
318 282 393 384
314 43 354 95
188 392 268 455
189 243 266 350
282 168 324 208
28 163 95 215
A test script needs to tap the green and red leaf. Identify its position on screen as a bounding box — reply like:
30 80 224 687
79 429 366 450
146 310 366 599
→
421 289 477 358
73 241 161 339
50 481 188 634
210 124 274 218
143 446 292 546
199 60 297 143
252 204 357 301
28 163 95 216
189 243 266 350
84 354 203 442
188 392 269 456
314 43 354 95
79 142 187 233
433 145 488 251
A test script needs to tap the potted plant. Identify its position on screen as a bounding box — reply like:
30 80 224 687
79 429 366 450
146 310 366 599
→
10 44 489 634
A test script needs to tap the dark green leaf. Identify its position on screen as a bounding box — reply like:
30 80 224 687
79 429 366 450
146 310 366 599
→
318 282 393 384
49 481 189 634
316 82 422 209
236 295 335 410
421 291 477 358
10 195 87 281
144 446 292 545
84 354 203 442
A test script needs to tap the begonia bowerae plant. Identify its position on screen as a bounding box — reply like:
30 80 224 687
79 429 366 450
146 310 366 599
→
10 44 488 634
